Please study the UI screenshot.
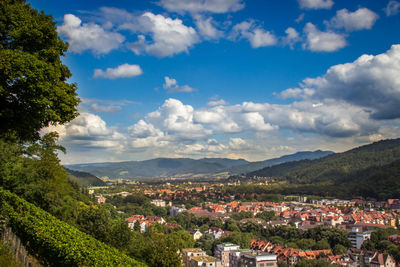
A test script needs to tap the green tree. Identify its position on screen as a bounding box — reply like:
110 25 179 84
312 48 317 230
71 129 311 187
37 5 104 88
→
313 239 331 250
333 244 347 255
0 0 79 141
296 239 316 250
256 211 276 222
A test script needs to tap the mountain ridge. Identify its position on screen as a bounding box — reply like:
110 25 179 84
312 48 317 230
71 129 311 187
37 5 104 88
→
65 150 333 179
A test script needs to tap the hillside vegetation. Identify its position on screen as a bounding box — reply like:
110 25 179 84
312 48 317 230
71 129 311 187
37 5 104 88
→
66 150 332 179
246 138 400 200
66 168 106 187
0 188 146 266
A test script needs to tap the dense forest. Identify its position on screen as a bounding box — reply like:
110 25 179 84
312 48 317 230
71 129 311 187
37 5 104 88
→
245 138 400 200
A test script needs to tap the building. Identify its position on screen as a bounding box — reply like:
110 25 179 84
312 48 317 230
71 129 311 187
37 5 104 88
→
182 248 207 267
189 256 222 267
348 228 372 249
151 199 166 207
370 253 396 267
170 206 186 216
95 195 106 204
187 229 203 241
214 243 240 267
229 249 251 267
239 251 277 267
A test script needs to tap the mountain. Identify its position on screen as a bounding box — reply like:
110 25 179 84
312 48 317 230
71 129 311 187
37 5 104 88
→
228 150 333 174
65 150 333 179
66 168 106 187
246 138 400 200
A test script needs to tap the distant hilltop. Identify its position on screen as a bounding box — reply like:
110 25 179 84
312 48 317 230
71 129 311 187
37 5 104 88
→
65 150 333 179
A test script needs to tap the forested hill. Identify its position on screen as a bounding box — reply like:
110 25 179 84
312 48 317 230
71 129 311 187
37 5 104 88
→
65 168 106 187
65 150 332 179
246 138 400 200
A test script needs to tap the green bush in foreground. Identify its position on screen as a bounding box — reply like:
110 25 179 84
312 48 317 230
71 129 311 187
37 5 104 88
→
0 188 146 266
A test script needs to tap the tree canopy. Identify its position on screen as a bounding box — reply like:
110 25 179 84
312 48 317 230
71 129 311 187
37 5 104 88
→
0 0 79 141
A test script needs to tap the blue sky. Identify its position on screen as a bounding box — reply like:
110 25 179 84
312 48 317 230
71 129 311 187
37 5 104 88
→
33 0 400 164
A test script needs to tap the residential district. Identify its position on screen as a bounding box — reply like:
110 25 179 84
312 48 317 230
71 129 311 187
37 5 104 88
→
91 181 400 267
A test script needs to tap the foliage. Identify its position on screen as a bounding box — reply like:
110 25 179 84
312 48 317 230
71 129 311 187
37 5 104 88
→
362 228 400 262
0 0 79 141
246 138 400 200
256 210 277 221
0 242 22 267
0 188 146 266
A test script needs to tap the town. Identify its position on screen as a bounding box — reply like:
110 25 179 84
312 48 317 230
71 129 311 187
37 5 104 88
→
91 179 400 267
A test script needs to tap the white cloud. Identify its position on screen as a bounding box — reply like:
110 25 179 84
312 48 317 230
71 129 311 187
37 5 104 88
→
90 103 122 113
93 63 143 79
385 1 400 16
57 14 125 55
283 27 301 48
279 88 315 99
158 0 245 14
325 8 378 32
125 12 199 57
298 0 334 10
194 16 223 39
228 138 248 150
207 99 228 106
303 22 347 52
300 44 400 119
163 76 197 93
146 98 212 139
232 20 277 48
295 13 305 23
42 113 126 150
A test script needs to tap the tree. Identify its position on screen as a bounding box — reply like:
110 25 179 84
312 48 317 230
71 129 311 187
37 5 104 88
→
0 0 79 141
256 211 276 222
333 244 347 255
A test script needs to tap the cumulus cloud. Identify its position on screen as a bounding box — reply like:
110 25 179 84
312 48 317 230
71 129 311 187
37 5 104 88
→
300 44 400 119
385 1 400 16
194 16 223 39
42 113 125 150
207 99 228 106
298 0 334 10
231 20 278 48
125 12 199 57
158 0 244 14
325 8 378 32
163 76 197 93
283 27 301 48
93 63 143 79
57 14 125 54
303 22 347 52
279 88 315 99
146 98 212 139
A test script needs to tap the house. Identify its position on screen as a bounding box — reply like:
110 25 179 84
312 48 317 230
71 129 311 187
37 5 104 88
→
189 256 222 267
325 254 355 267
370 253 396 267
182 248 207 267
207 227 225 239
151 199 166 207
95 195 106 204
187 229 203 241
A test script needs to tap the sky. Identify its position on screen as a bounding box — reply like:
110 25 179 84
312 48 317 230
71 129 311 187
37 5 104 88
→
31 0 400 164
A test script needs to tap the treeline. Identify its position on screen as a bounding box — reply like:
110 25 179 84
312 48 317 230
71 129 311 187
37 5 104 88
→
244 138 400 200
